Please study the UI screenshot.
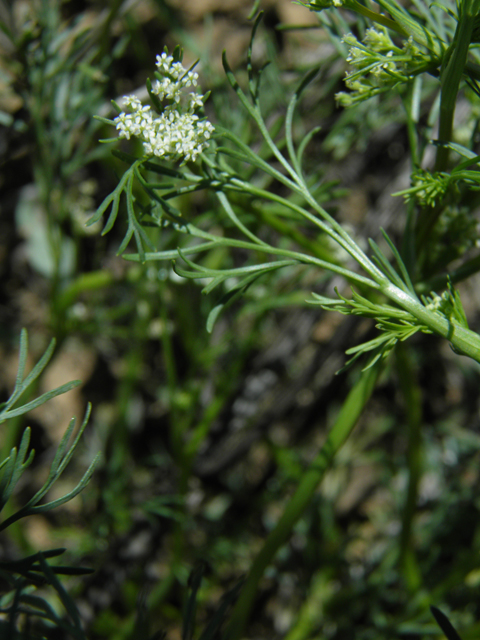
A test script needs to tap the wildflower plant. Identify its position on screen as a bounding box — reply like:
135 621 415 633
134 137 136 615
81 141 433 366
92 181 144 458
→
92 0 480 635
93 29 480 365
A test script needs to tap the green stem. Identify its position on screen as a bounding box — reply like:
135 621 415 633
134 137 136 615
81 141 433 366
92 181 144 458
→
414 0 478 252
257 207 341 266
228 178 383 282
219 89 384 280
382 282 480 362
396 343 422 592
225 362 382 640
160 292 184 465
137 223 381 290
435 0 477 172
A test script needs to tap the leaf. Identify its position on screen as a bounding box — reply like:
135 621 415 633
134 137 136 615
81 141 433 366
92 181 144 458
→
430 606 463 640
37 554 86 638
86 168 128 230
1 381 81 422
216 191 268 246
0 548 66 572
14 328 28 395
0 405 99 532
374 0 444 56
87 160 145 251
183 564 206 640
93 114 115 126
0 548 94 583
0 333 56 420
434 140 479 160
198 579 244 640
2 428 34 507
247 12 267 102
26 453 99 515
0 332 86 498
286 67 320 176
379 228 417 297
369 238 407 291
0 450 17 512
123 241 217 263
206 272 261 333
175 246 297 283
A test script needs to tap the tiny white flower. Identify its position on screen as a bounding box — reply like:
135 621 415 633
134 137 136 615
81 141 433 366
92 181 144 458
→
171 62 184 79
188 93 203 113
123 95 142 110
156 53 174 73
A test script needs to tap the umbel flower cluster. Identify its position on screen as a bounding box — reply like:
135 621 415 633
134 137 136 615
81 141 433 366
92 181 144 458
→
336 27 432 106
113 51 214 162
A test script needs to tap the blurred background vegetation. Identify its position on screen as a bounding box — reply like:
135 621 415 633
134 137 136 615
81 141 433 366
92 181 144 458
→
2 0 480 638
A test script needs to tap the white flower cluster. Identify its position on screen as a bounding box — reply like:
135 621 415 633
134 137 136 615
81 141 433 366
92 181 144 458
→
113 52 214 163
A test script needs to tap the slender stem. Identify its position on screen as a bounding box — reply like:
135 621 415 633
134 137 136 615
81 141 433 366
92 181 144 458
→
249 100 303 186
396 343 423 592
225 362 382 640
228 177 385 282
138 226 381 289
257 206 341 265
219 85 384 280
434 0 478 172
415 0 478 255
216 191 270 247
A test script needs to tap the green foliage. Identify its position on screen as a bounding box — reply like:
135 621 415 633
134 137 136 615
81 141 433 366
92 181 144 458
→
310 288 429 370
93 11 480 364
90 0 480 637
5 0 480 637
0 330 98 638
0 0 127 336
0 331 80 424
